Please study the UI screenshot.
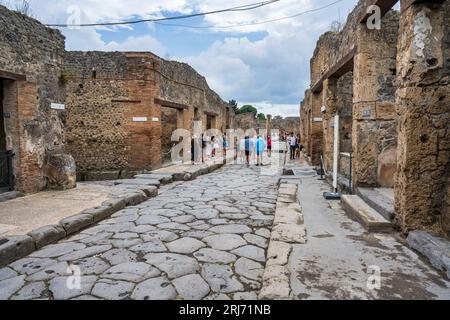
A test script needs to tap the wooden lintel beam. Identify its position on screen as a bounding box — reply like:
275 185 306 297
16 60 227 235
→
400 0 445 12
311 47 357 94
154 98 189 110
0 70 27 81
358 0 399 23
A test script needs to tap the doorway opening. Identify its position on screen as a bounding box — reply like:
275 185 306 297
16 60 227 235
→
161 106 178 165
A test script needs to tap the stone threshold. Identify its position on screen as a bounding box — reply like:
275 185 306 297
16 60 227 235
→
259 181 307 300
407 231 450 280
0 161 227 267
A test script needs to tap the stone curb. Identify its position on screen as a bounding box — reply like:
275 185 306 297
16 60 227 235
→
259 182 307 300
0 161 225 267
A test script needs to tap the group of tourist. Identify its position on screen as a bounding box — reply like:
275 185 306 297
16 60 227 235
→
190 134 274 166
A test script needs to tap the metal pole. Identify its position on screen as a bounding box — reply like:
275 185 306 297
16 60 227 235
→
349 152 353 195
332 115 340 193
7 150 14 191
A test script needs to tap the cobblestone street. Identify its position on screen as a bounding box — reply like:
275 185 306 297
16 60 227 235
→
0 165 279 300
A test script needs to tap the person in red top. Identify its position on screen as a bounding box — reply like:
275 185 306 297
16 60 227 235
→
267 135 272 158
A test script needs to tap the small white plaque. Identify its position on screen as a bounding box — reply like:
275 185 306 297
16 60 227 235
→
313 117 323 122
151 117 159 122
133 117 148 122
50 103 65 110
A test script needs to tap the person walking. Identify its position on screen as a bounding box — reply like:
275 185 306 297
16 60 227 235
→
288 133 296 160
239 136 246 163
256 135 266 166
244 136 253 166
267 135 272 158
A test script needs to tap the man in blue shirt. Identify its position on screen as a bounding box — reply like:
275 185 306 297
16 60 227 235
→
256 135 265 166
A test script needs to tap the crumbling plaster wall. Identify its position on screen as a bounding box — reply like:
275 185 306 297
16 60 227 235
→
395 1 450 236
0 5 72 192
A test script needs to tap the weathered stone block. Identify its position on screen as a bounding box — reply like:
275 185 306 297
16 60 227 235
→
59 214 94 235
102 199 127 212
28 225 66 249
407 231 450 279
81 206 115 223
0 236 36 267
121 192 148 206
271 224 307 244
44 153 77 190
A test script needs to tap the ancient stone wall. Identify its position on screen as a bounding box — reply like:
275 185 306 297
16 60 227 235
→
302 2 399 181
65 51 233 179
0 5 74 193
235 113 257 132
395 1 450 236
271 117 300 137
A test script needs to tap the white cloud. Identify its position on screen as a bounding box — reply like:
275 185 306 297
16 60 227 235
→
4 0 359 115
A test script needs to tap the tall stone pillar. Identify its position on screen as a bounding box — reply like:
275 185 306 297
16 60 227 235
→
352 11 399 188
395 2 450 235
310 91 323 166
266 114 272 137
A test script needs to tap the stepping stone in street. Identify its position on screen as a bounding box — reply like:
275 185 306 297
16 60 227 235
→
131 276 176 300
203 234 247 251
209 224 252 234
166 237 206 254
193 248 237 264
231 245 266 262
172 274 210 300
145 253 199 279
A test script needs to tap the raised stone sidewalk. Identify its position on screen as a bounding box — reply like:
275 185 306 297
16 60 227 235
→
0 159 227 267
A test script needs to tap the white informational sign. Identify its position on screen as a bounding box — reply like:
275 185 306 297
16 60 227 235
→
313 117 323 122
50 103 65 110
151 117 160 122
133 117 148 122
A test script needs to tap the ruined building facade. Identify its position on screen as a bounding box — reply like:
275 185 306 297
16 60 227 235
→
64 52 234 180
0 5 75 193
300 0 449 236
0 5 234 190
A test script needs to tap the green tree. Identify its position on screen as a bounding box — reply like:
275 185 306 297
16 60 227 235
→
238 105 258 116
257 113 266 121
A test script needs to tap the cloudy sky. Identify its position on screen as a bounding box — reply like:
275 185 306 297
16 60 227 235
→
6 0 359 117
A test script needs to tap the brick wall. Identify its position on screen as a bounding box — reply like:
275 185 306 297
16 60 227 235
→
0 5 70 193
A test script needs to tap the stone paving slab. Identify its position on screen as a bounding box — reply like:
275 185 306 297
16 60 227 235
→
0 160 228 267
0 163 279 300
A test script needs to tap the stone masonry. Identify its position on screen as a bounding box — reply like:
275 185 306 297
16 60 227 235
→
0 5 76 193
299 0 449 236
65 52 235 180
